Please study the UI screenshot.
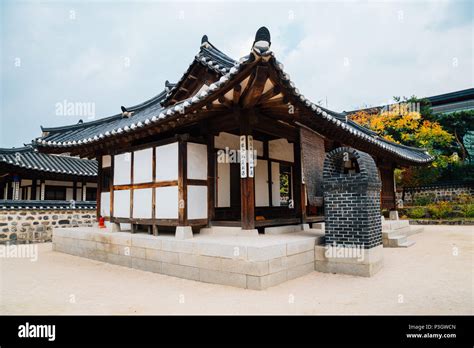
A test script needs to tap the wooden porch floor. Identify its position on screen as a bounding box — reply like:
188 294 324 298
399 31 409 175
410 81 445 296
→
211 216 324 228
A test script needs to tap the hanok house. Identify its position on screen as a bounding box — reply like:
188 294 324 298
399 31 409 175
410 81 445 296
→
34 27 433 238
0 145 97 201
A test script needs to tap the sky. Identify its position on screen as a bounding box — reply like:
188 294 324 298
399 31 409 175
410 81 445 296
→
0 0 472 148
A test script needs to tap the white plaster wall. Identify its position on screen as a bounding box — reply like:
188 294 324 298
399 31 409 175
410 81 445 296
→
155 186 178 219
114 153 131 185
216 162 230 207
187 185 208 220
253 139 264 157
271 162 281 206
66 188 74 201
255 159 269 207
113 190 130 218
102 155 111 168
269 139 294 162
76 188 82 202
133 148 153 184
100 192 110 217
214 132 240 150
214 132 263 157
187 143 207 180
133 188 153 219
156 142 178 181
20 179 32 186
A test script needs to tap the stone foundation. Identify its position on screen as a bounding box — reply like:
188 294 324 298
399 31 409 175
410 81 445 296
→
0 209 96 244
314 244 384 277
52 227 320 290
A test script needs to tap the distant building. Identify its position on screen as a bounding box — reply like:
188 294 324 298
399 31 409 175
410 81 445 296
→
0 145 97 201
426 88 474 114
347 88 474 162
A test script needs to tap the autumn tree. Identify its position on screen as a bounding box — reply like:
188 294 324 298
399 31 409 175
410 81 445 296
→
350 102 456 186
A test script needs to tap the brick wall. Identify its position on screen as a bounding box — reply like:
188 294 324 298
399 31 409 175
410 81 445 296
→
0 209 96 244
323 147 382 249
300 127 325 206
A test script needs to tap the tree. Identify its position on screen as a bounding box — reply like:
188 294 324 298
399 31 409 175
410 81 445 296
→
350 101 457 186
430 110 474 161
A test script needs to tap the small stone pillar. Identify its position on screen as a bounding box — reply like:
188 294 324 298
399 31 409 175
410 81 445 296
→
315 147 383 277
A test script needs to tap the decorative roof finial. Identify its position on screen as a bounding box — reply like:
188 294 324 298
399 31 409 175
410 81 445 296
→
201 35 209 45
254 26 271 47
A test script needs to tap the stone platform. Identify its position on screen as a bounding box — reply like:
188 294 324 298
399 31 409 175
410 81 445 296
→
52 227 322 290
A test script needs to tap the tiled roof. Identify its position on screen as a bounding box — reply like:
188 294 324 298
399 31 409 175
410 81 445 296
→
0 146 97 176
0 200 96 210
35 28 433 165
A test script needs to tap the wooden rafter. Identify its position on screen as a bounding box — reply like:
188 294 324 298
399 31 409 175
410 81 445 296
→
240 66 269 108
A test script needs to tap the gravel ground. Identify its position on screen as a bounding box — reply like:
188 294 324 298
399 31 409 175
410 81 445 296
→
0 225 472 315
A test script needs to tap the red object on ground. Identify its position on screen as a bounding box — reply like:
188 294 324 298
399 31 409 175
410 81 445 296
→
98 216 106 229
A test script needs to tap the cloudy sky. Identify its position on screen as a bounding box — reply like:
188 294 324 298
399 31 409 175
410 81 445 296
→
1 0 472 147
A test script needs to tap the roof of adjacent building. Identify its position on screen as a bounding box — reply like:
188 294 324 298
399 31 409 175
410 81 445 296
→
346 88 474 115
0 200 96 210
426 88 474 106
34 27 433 166
0 146 97 177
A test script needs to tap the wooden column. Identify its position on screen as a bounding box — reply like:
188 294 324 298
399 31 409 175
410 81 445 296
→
130 151 135 233
31 180 37 201
110 156 115 220
152 147 158 235
240 112 255 230
380 164 396 210
207 134 215 223
96 156 102 218
178 137 188 226
293 135 303 223
73 181 77 201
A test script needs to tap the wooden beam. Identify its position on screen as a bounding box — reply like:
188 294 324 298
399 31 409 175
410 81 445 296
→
233 85 241 105
240 66 269 108
258 86 281 105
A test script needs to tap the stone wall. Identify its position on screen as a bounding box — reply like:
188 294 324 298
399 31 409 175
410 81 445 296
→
0 209 96 244
396 184 474 205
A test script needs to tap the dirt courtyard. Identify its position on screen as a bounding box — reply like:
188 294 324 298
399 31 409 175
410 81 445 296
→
0 225 472 315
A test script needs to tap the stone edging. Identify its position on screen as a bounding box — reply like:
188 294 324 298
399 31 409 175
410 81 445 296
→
409 219 474 225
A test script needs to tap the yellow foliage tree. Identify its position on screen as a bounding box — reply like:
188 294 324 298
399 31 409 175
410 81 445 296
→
350 103 456 186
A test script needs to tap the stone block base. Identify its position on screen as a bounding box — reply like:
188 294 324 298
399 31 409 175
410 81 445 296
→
52 227 319 290
314 244 383 277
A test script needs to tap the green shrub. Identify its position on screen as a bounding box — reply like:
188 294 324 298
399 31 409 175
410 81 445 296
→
457 193 473 205
428 201 454 219
407 207 426 219
413 193 435 206
461 204 474 218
